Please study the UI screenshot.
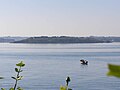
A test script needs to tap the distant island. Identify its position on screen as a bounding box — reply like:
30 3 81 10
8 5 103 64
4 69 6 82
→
0 36 120 43
0 36 28 43
13 36 112 44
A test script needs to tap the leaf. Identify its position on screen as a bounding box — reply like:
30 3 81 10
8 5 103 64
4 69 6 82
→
60 85 67 90
15 68 19 72
9 88 14 90
107 64 120 78
11 77 17 80
1 88 6 90
17 87 23 90
16 61 25 67
17 76 23 80
68 88 72 90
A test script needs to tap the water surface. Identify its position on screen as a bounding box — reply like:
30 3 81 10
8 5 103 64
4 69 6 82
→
0 43 120 90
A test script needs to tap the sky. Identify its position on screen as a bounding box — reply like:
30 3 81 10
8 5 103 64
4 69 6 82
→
0 0 120 37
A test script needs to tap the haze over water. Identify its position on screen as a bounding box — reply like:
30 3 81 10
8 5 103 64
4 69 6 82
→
0 42 120 90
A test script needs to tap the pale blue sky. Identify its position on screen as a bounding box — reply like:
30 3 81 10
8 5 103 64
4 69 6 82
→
0 0 120 36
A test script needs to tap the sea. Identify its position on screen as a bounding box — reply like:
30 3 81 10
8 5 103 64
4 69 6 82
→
0 42 120 90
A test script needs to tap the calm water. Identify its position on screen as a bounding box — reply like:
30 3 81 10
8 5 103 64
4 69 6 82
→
0 43 120 90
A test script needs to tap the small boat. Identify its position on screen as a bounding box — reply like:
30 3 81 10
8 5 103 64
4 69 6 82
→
80 59 88 65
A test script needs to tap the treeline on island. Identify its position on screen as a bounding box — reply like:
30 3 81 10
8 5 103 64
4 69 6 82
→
13 36 111 43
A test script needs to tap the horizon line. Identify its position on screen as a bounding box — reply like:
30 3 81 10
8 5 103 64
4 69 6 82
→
0 35 120 37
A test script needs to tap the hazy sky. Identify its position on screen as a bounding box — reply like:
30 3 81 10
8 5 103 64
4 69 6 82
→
0 0 120 36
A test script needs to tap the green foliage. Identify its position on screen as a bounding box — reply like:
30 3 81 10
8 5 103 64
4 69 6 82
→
107 64 120 78
16 61 25 67
68 89 72 90
60 76 72 90
17 87 23 90
60 86 72 90
60 86 67 90
1 61 25 90
9 88 14 90
15 68 19 72
1 88 5 90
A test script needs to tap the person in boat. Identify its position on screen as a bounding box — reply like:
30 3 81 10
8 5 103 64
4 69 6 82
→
80 59 88 65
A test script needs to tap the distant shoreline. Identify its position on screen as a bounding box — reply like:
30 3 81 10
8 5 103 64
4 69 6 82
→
13 36 112 44
1 36 120 43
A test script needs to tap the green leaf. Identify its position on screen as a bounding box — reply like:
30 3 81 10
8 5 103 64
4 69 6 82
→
17 87 23 90
1 88 6 90
15 68 19 72
107 64 120 78
9 88 14 90
60 85 67 90
11 77 17 80
68 88 72 90
16 61 25 67
17 76 23 80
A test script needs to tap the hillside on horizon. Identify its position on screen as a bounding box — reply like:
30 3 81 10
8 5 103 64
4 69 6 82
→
0 36 120 43
13 36 117 44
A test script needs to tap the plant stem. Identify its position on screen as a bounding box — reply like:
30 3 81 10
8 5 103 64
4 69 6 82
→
13 66 21 90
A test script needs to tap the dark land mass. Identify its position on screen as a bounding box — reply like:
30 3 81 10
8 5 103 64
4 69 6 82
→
13 36 112 44
0 36 28 43
90 36 120 42
0 38 14 43
1 36 120 43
